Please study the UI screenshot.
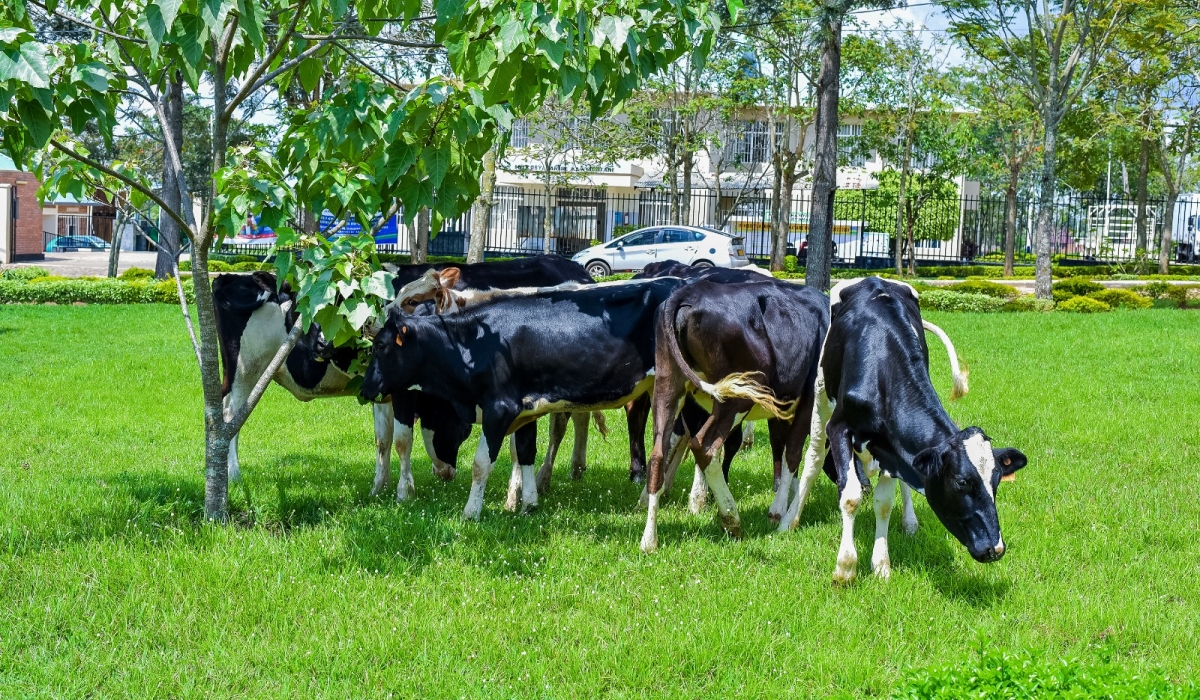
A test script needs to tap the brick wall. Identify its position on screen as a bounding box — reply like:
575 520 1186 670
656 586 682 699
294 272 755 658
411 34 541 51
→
0 169 45 260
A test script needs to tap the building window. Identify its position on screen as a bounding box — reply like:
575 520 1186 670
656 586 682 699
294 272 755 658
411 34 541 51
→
737 121 775 165
838 124 866 167
510 119 529 148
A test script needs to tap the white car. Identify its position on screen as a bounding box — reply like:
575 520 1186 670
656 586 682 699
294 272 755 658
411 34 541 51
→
572 225 750 278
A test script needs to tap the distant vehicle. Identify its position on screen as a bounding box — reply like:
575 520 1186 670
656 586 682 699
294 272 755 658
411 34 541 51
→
46 235 111 252
571 225 750 278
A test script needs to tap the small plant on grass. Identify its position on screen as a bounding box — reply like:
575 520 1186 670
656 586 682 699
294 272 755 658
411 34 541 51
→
919 290 1009 313
1164 284 1199 309
1001 296 1056 312
118 267 155 281
1057 296 1111 313
1 266 52 282
1087 289 1151 310
1134 281 1172 299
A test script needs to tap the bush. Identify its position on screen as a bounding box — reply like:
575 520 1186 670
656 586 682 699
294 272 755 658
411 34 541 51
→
1164 284 1199 309
232 261 267 271
207 260 234 272
1001 296 1055 312
1056 296 1110 313
892 652 1198 700
1087 288 1151 309
1052 278 1104 297
918 290 1009 313
0 278 194 304
783 255 800 273
28 275 72 284
945 279 1019 298
1 266 52 282
119 267 155 280
1134 281 1172 299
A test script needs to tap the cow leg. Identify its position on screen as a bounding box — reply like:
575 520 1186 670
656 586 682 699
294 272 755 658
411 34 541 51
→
871 472 897 580
505 436 522 513
829 423 865 585
626 396 651 482
779 379 833 533
641 355 687 554
640 423 688 508
767 419 788 492
687 463 708 514
464 420 508 521
223 394 243 483
900 483 919 535
770 394 812 523
742 420 755 449
371 402 394 497
570 412 589 480
535 413 569 495
513 421 540 512
693 408 744 538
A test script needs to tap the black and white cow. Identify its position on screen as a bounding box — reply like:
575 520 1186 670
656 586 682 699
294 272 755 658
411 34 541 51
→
777 277 1026 584
211 257 594 499
640 278 829 552
360 278 688 519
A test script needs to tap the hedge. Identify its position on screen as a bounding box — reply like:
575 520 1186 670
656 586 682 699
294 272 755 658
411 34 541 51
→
918 290 1009 313
1056 296 1110 313
892 652 1199 700
1088 288 1152 309
0 278 194 304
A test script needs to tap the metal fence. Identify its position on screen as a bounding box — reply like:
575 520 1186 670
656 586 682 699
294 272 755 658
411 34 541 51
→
216 188 1200 267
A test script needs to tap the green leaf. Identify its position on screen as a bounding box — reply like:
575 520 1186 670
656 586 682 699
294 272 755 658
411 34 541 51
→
139 4 168 57
0 41 52 89
155 0 184 34
597 15 634 50
420 144 450 189
236 0 264 46
298 56 322 93
363 270 396 300
341 297 373 330
173 16 207 72
16 99 51 149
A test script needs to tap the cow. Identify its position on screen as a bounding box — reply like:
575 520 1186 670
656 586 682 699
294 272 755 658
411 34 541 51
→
640 278 830 552
360 278 707 520
211 256 595 501
776 277 1026 584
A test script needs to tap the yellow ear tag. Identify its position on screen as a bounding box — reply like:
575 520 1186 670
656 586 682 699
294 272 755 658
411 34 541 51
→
395 335 403 347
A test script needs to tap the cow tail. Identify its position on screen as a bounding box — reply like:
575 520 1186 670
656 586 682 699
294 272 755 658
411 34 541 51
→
922 320 969 400
592 411 609 439
661 294 796 421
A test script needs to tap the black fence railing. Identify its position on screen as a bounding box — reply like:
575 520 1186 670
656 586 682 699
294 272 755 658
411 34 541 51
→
214 188 1200 267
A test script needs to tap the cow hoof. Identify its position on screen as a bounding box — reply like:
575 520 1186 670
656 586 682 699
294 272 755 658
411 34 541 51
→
630 471 645 484
637 488 650 509
535 473 551 496
520 503 539 515
688 495 707 515
432 463 456 481
720 515 742 539
872 561 892 580
767 512 782 525
640 534 658 553
503 494 520 512
832 568 857 587
462 507 482 521
370 481 386 498
902 517 918 536
395 481 415 502
570 464 587 480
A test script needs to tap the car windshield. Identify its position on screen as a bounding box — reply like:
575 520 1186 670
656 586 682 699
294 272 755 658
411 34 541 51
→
607 230 657 248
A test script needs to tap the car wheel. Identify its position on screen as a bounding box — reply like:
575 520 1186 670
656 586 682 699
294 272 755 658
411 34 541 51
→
585 260 611 278
692 260 714 269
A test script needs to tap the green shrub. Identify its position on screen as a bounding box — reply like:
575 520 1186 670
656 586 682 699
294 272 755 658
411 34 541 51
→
28 275 72 284
918 290 1008 313
892 652 1198 700
119 267 155 280
1052 278 1104 297
0 278 194 304
946 279 1019 298
1164 284 1199 309
1056 296 1110 313
1087 288 1151 309
910 281 941 294
1052 289 1075 302
783 255 800 273
178 260 192 271
596 273 635 282
1135 281 1172 299
207 260 234 272
1001 296 1055 312
1 266 52 282
232 261 267 271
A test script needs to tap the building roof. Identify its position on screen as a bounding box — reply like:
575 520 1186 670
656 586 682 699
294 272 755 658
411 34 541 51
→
0 154 20 172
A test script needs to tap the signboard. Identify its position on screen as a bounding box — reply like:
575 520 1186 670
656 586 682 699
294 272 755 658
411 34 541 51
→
319 212 400 244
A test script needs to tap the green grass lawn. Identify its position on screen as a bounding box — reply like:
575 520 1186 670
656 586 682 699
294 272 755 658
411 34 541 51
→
1 304 1198 697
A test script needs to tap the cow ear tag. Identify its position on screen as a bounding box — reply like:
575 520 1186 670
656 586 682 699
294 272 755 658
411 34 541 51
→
1001 456 1016 482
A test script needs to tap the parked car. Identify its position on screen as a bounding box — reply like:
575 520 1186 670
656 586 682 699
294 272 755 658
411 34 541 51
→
571 226 750 278
46 235 111 252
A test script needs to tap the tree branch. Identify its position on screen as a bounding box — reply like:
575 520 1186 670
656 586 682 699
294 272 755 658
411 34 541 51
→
370 200 402 236
173 261 203 368
49 139 191 233
224 3 309 119
332 40 409 90
28 0 147 43
302 33 442 48
227 314 301 435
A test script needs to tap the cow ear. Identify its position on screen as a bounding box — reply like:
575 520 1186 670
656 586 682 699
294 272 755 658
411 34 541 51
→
912 441 951 485
439 267 461 290
994 448 1027 480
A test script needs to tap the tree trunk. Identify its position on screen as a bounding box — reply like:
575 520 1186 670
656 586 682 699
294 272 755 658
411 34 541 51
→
668 161 680 225
1160 188 1178 273
542 186 554 255
772 158 796 272
806 16 841 292
894 138 913 275
467 145 498 263
906 198 917 275
1004 176 1018 276
769 155 783 270
1033 120 1057 300
156 74 185 280
107 209 126 278
190 240 230 521
1136 133 1150 253
413 207 430 263
682 152 693 226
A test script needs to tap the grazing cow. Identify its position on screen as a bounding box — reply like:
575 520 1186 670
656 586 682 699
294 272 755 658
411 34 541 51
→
640 279 829 552
777 277 1026 584
360 279 695 519
212 256 594 499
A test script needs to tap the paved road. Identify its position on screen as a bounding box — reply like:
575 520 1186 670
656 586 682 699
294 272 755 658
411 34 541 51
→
9 251 191 277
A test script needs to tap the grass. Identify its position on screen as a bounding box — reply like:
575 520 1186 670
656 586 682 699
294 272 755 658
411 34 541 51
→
1 304 1198 697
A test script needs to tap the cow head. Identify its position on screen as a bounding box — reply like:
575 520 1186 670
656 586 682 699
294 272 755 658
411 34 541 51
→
395 267 461 313
912 427 1027 563
361 307 425 403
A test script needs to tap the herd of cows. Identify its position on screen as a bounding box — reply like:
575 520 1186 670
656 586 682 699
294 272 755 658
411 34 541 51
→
212 256 1026 583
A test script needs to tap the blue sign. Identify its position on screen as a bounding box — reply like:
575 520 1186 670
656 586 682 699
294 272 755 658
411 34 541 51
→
319 211 400 245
